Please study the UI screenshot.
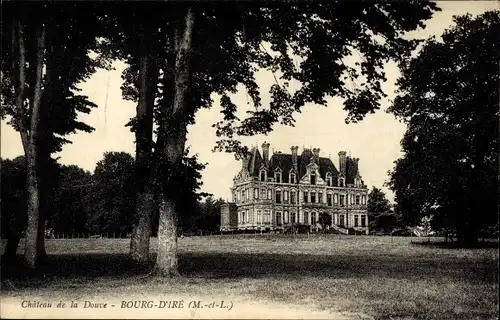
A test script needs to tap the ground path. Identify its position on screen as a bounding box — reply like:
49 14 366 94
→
1 292 372 319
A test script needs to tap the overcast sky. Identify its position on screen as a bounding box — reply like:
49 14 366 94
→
2 1 498 202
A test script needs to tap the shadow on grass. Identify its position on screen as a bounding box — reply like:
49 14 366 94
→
2 250 497 291
410 240 499 249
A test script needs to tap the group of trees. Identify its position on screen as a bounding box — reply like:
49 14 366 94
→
1 153 223 239
9 1 496 274
387 11 499 245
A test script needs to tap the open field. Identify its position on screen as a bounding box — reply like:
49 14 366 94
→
1 235 498 319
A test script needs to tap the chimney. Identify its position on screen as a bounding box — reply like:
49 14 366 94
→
262 142 270 167
241 153 250 172
291 146 299 173
312 148 320 164
353 158 360 176
338 151 346 176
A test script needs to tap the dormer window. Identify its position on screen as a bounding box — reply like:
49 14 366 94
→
260 170 266 182
339 177 345 187
326 173 332 186
355 177 362 188
290 173 296 184
275 171 282 183
310 173 316 185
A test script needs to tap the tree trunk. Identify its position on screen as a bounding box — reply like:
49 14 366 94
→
2 233 22 264
153 6 195 276
3 16 27 265
24 22 46 269
154 197 179 276
130 186 154 262
130 48 159 263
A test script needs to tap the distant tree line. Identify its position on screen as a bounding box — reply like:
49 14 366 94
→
1 152 224 239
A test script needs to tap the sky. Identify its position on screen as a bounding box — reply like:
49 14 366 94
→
2 1 498 202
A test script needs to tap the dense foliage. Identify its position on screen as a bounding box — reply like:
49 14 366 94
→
0 153 211 237
387 11 499 245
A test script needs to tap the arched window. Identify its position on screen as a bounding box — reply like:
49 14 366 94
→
275 189 282 203
326 173 332 186
338 177 345 187
275 170 282 183
260 170 266 182
289 172 296 184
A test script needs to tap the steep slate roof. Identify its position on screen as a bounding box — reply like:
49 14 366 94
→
244 147 362 186
267 150 341 184
247 147 264 176
345 157 360 185
299 149 314 178
319 157 339 179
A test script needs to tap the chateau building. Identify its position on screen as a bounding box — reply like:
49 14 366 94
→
220 143 369 234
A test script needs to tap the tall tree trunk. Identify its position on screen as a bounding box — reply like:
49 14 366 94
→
130 50 159 263
3 15 27 264
36 149 51 262
153 6 195 276
24 21 46 269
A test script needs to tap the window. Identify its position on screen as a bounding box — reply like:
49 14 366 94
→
340 195 345 207
304 212 309 225
261 188 266 199
339 177 345 187
290 191 296 204
276 212 282 226
267 189 272 200
284 190 289 202
260 170 266 182
310 173 316 185
242 211 246 224
326 174 332 186
303 191 308 203
327 194 332 206
290 173 296 184
311 212 317 225
354 215 359 227
254 188 259 199
340 215 345 226
355 195 360 205
318 192 323 204
275 171 282 183
291 212 296 223
311 192 316 203
257 210 262 224
284 211 289 223
276 190 282 204
264 210 270 223
361 215 366 227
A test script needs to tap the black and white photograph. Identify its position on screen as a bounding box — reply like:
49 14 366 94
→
1 0 498 319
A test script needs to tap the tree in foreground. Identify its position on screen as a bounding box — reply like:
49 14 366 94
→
1 3 104 267
114 2 439 276
387 11 499 246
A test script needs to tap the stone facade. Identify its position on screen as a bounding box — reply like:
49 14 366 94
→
220 143 369 234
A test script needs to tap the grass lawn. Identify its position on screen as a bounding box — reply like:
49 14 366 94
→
1 235 498 319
